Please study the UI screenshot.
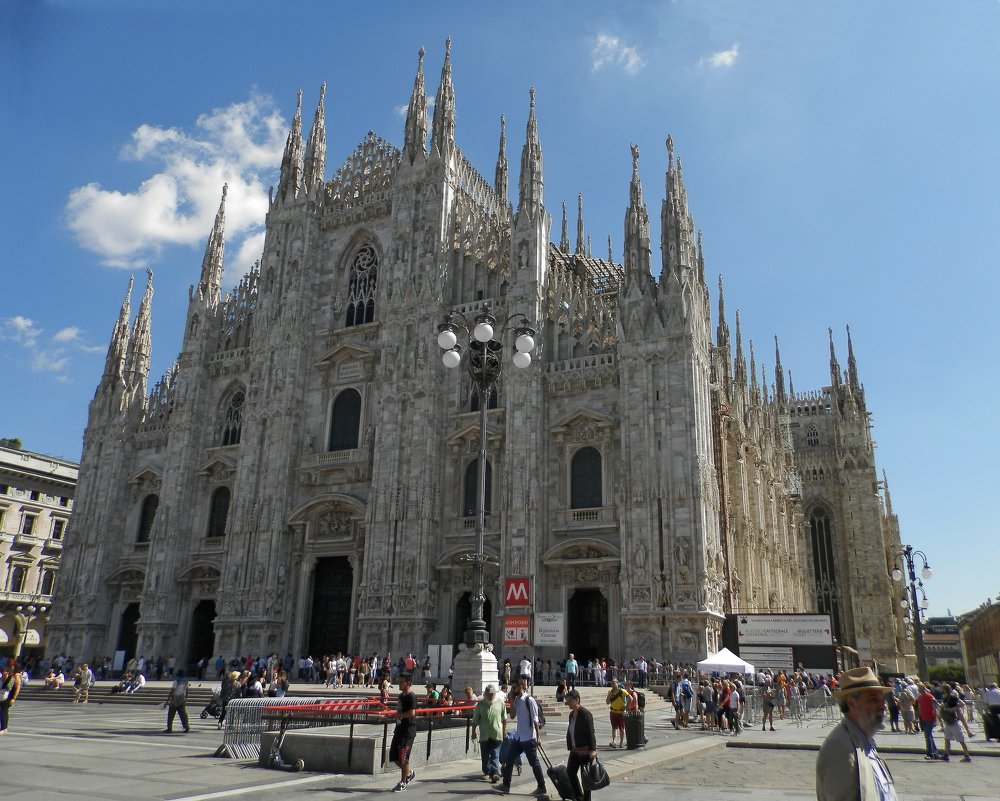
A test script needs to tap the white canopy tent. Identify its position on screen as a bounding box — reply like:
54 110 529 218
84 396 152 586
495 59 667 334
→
697 647 755 675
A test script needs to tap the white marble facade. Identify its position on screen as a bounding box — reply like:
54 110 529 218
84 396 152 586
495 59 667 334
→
46 43 907 672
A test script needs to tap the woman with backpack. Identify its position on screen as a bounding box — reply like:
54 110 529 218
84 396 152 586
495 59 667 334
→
163 669 191 733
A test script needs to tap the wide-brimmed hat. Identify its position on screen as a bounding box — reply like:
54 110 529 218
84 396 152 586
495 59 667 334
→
833 666 892 699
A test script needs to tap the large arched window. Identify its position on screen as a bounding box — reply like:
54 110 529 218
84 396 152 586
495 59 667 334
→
470 386 498 412
40 569 55 596
9 565 26 593
329 389 362 451
221 390 245 446
206 487 231 538
810 507 842 640
570 447 603 509
136 493 159 543
345 244 378 327
463 459 492 517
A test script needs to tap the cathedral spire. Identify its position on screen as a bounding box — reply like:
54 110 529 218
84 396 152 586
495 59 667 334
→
278 90 304 203
430 37 456 157
661 134 697 282
761 363 769 405
788 370 795 398
774 335 786 404
846 324 860 391
303 83 327 194
607 234 613 263
494 114 508 201
102 274 133 385
829 327 842 387
623 143 652 280
587 234 592 258
125 268 154 395
559 200 570 252
197 184 226 307
749 339 760 403
403 47 429 164
516 87 544 220
734 309 747 387
575 193 585 255
716 275 730 350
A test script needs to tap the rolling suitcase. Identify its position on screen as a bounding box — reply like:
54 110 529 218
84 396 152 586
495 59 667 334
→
537 743 580 801
984 708 1000 742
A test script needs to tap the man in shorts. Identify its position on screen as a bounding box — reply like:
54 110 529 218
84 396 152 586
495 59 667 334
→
604 679 629 748
390 674 418 791
939 687 972 762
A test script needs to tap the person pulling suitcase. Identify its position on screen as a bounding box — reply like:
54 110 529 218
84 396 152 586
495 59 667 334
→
495 680 547 797
563 689 597 801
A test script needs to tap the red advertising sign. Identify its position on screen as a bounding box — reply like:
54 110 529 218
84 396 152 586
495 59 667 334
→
504 615 531 646
505 577 531 607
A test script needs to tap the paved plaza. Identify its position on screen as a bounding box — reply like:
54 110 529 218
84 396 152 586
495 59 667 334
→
2 688 998 800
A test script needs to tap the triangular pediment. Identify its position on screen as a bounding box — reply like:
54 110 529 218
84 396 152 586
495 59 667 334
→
315 342 377 369
197 456 236 479
549 407 614 434
446 421 505 447
128 467 162 486
541 538 620 564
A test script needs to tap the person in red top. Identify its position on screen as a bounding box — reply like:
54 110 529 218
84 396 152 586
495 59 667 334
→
915 683 940 759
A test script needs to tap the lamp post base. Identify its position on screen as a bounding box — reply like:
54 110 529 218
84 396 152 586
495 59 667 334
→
450 642 499 696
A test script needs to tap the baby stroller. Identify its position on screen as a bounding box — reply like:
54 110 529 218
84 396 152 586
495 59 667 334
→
200 690 223 720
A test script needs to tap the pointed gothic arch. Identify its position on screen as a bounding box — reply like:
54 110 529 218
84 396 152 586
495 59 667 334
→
218 383 246 446
206 486 231 538
342 237 381 327
136 493 159 543
329 388 362 451
570 446 603 508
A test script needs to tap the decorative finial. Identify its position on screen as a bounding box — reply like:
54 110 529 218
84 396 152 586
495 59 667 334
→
296 89 302 110
631 142 640 170
320 82 326 100
500 113 505 133
445 36 452 56
222 183 228 198
666 134 674 165
529 86 535 109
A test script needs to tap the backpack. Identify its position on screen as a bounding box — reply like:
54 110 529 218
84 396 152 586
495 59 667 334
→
528 694 546 729
636 691 646 710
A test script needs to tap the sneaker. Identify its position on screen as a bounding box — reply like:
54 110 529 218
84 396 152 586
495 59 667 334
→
490 774 501 784
495 784 511 795
939 755 949 762
393 781 408 792
406 771 416 784
961 756 971 762
608 742 618 748
530 788 548 798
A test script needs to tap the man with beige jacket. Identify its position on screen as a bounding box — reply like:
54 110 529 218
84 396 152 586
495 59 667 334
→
816 666 897 801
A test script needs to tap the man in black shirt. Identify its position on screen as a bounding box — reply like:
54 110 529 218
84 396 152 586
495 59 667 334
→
390 673 418 791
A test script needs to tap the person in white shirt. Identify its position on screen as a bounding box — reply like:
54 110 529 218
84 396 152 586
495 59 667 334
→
518 657 533 689
496 680 547 797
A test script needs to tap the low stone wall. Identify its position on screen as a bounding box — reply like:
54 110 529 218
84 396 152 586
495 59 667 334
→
259 719 477 774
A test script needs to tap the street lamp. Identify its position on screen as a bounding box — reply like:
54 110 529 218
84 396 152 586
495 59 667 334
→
891 544 932 679
436 303 535 684
14 603 48 659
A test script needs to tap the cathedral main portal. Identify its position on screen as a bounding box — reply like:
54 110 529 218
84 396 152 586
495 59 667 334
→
308 557 354 656
187 600 216 668
567 588 609 659
116 602 140 663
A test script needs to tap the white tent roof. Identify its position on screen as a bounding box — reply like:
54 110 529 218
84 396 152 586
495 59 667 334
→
697 647 755 675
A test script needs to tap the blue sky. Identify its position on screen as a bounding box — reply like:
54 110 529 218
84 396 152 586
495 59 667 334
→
2 1 998 622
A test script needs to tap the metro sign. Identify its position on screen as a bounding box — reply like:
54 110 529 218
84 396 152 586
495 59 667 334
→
505 577 531 607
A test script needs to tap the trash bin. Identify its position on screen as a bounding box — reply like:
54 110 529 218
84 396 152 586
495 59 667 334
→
624 710 646 749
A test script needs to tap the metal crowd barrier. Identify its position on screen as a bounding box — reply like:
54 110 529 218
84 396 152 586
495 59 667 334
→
219 696 352 759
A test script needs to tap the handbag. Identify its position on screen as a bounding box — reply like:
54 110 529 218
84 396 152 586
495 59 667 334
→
581 757 611 791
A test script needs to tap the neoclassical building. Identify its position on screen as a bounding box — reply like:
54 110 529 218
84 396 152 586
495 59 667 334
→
47 43 910 672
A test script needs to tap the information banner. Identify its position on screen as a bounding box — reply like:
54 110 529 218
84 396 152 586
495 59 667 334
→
504 615 531 646
736 614 833 646
739 646 794 671
534 612 565 646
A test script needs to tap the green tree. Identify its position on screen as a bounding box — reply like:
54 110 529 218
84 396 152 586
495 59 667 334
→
928 663 965 684
0 437 23 450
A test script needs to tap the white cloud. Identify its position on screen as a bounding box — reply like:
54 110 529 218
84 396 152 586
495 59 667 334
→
66 92 287 269
701 42 741 69
592 34 646 75
1 317 103 379
395 95 435 118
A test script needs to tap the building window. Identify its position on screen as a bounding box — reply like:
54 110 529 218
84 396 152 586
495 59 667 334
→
206 487 231 538
463 458 492 517
0 508 5 530
9 565 26 593
221 390 245 446
328 389 362 451
136 494 159 543
470 386 498 412
345 244 378 327
810 507 842 641
570 447 603 509
59 496 69 507
52 519 65 540
0 484 8 495
20 514 36 536
40 569 55 596
29 490 39 501
806 427 819 447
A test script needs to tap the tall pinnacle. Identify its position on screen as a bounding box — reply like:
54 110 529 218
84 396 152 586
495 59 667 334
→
846 324 860 390
575 193 585 254
516 87 544 219
102 274 133 384
431 37 456 157
828 327 841 387
716 275 730 350
774 335 786 403
662 134 696 280
278 90 304 202
607 234 613 263
197 184 227 307
125 268 154 393
494 114 508 201
559 200 570 251
749 340 760 402
303 83 327 193
403 47 429 163
734 309 747 387
623 143 651 279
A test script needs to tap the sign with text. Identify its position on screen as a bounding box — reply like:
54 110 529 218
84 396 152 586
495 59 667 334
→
739 646 794 671
504 615 531 646
505 577 531 607
736 614 833 646
534 613 565 646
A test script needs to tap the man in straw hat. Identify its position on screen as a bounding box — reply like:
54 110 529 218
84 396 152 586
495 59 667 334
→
815 666 897 801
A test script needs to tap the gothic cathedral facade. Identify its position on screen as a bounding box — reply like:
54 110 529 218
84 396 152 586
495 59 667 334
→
47 43 910 672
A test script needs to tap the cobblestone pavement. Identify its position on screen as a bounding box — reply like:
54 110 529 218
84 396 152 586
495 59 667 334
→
628 746 1000 797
